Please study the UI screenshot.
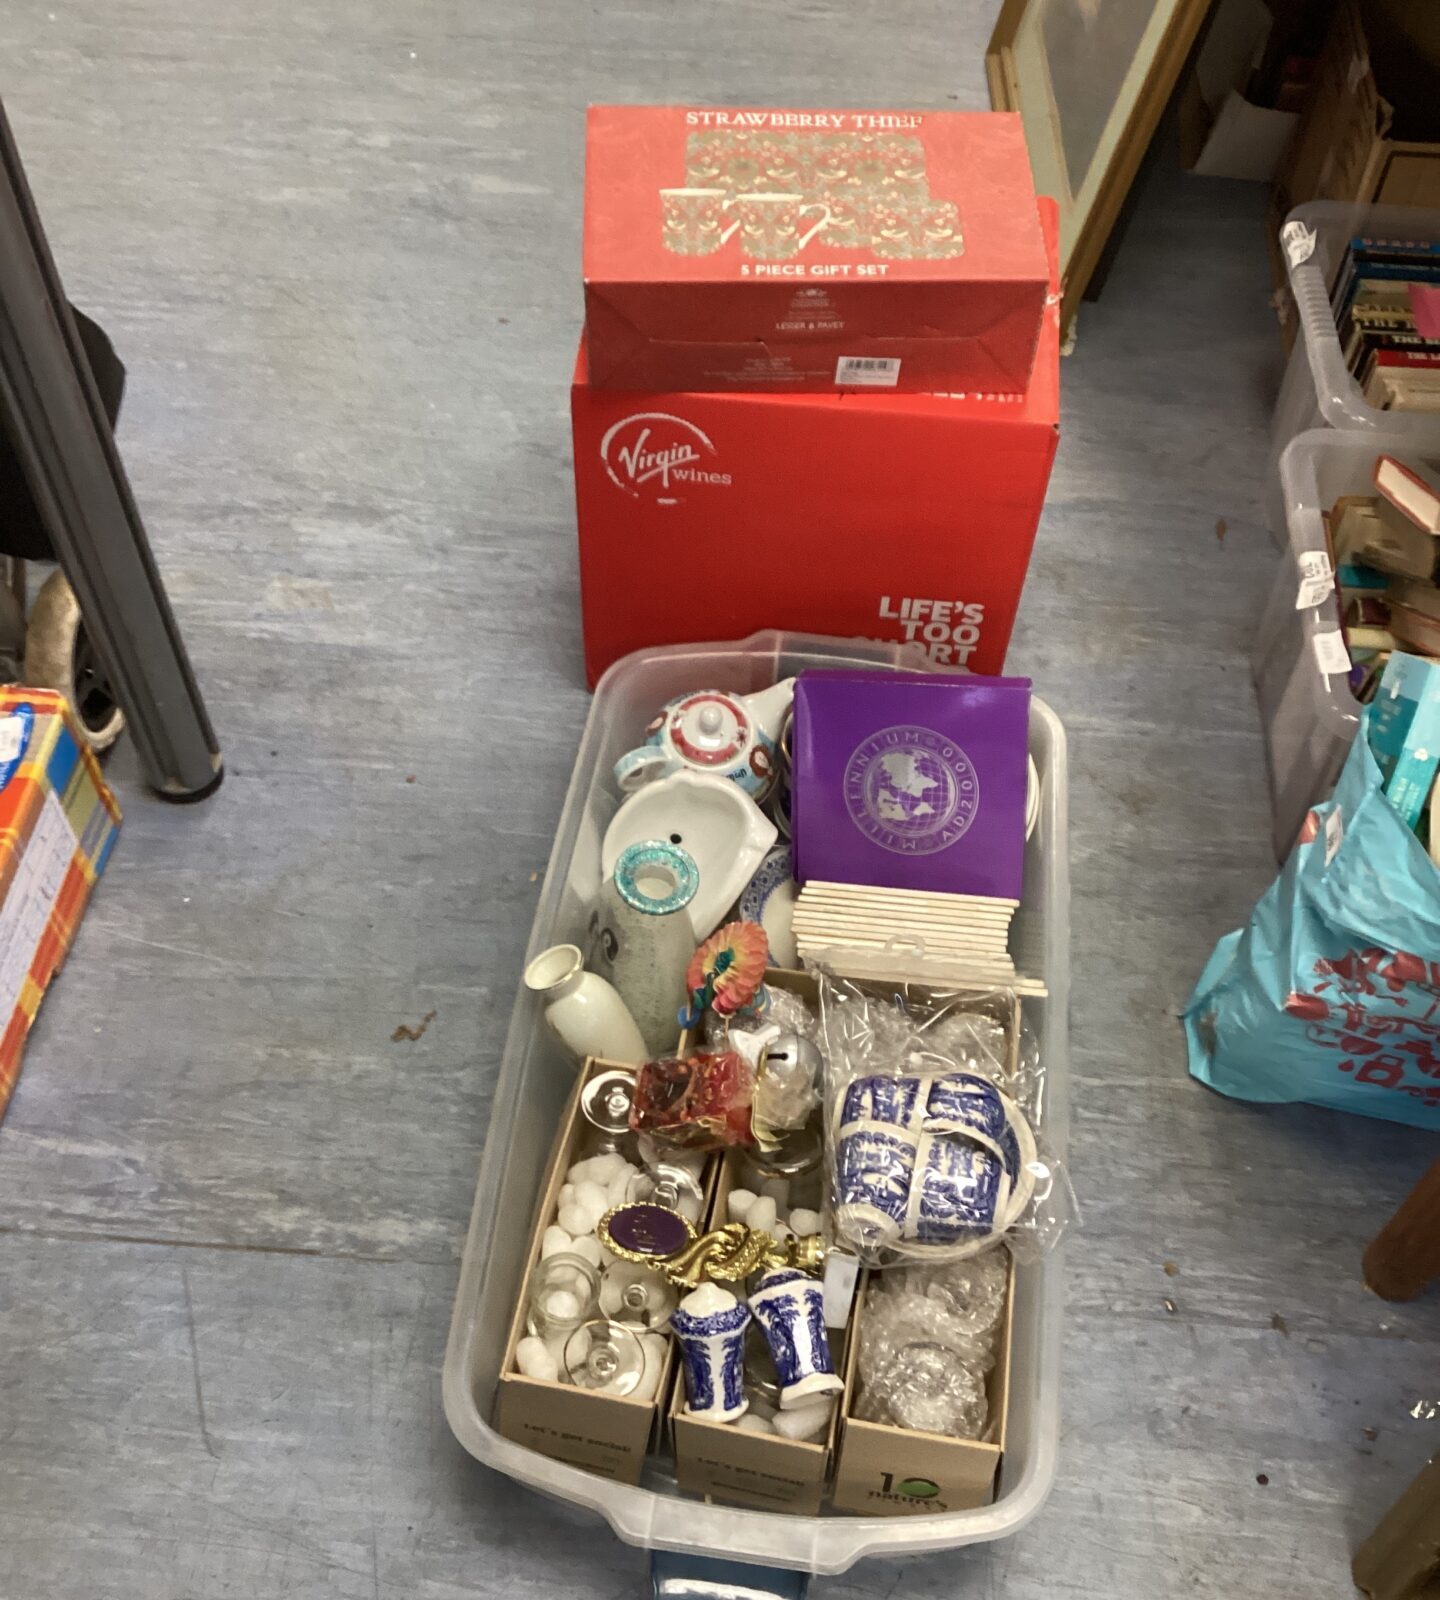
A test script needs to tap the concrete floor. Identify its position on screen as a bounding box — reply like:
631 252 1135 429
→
0 3 1437 1597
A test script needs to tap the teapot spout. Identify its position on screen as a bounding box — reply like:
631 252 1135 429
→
742 678 795 744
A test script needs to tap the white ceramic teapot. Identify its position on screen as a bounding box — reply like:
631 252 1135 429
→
613 679 794 801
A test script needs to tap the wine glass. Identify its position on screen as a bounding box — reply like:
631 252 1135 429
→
563 1319 645 1395
600 1260 678 1330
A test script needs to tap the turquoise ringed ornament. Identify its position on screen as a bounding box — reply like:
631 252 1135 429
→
613 840 700 917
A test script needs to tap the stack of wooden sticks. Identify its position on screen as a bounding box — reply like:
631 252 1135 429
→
790 880 1046 995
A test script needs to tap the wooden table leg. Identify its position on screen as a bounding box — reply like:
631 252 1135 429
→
1353 1455 1440 1600
1364 1159 1440 1303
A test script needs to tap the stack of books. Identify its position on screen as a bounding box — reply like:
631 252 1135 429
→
1330 234 1440 412
1326 454 1440 703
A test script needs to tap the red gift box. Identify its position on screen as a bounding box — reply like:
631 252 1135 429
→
583 105 1049 395
573 203 1060 688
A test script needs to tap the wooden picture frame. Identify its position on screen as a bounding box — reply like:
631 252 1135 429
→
987 0 1214 334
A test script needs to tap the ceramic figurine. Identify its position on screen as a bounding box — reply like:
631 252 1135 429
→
680 920 769 1028
523 943 647 1065
669 1282 752 1422
594 840 700 1055
746 1267 844 1409
614 680 795 801
726 1026 820 1151
601 772 777 941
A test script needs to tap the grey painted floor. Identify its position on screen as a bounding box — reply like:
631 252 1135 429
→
0 4 1436 1597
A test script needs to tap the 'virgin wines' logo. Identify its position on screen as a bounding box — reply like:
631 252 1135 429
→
599 412 733 504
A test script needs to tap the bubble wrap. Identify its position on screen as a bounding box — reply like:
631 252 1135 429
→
853 1246 1008 1439
823 988 1010 1089
705 985 818 1048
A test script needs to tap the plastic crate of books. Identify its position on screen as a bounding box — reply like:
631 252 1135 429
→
1254 428 1440 857
1269 202 1440 541
442 630 1071 1578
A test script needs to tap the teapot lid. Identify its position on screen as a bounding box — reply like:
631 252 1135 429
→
667 692 749 767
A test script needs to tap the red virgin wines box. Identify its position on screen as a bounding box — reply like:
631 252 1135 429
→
583 105 1049 395
572 203 1060 686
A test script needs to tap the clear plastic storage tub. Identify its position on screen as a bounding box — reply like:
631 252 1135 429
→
1270 201 1440 538
1253 428 1431 857
1272 202 1440 461
443 631 1071 1577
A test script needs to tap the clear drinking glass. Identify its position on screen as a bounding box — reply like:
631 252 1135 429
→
526 1253 601 1343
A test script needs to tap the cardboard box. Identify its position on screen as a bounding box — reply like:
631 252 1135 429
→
1178 0 1298 182
583 105 1048 394
1269 1 1440 344
494 1057 683 1485
1277 0 1440 211
573 201 1059 688
830 1257 1015 1517
0 687 121 1124
670 1154 843 1515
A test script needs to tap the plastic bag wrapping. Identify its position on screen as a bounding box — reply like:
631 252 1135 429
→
853 1248 1009 1439
702 984 820 1047
630 1051 755 1151
1184 710 1440 1130
703 985 823 1150
816 968 1074 1266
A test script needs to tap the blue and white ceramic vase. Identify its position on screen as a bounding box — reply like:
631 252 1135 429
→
669 1286 751 1423
594 840 700 1056
746 1268 844 1410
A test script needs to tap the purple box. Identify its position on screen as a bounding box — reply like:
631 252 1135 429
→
790 670 1030 898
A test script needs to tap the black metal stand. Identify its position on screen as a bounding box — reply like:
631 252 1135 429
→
0 99 221 799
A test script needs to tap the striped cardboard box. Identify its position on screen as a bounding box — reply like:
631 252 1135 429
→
0 687 121 1122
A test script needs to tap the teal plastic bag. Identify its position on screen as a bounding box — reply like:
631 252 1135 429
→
1183 710 1440 1128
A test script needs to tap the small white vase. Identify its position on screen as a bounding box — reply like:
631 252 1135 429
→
524 943 647 1066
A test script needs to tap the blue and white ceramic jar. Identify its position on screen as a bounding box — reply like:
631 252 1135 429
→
669 1284 752 1423
833 1124 918 1249
912 1135 1007 1244
747 1268 844 1410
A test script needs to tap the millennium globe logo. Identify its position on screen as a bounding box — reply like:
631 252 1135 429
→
843 725 980 856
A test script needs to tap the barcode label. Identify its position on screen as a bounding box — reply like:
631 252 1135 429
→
836 356 901 387
1281 221 1317 269
1296 550 1334 609
1313 629 1350 675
